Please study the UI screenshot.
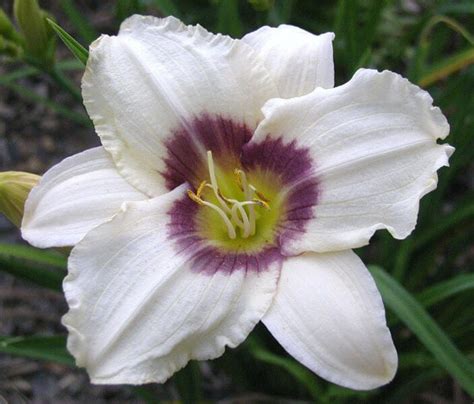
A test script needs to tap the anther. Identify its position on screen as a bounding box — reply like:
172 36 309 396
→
253 198 270 210
196 180 207 198
187 190 203 205
249 185 270 204
187 151 271 240
207 151 232 214
187 187 236 239
234 169 244 191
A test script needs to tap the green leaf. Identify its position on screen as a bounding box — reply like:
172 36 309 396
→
412 15 474 84
48 65 82 102
60 0 98 43
325 384 372 400
385 367 445 404
115 0 142 22
0 77 91 126
418 47 474 87
0 58 83 84
0 243 66 291
266 0 295 25
131 386 160 404
247 337 323 401
152 0 180 17
414 201 474 252
46 18 88 66
0 243 66 268
14 0 55 66
438 3 474 15
417 274 474 307
173 361 202 403
398 352 438 370
369 266 474 397
248 0 272 12
334 0 361 72
0 7 22 43
217 0 243 38
0 65 37 81
0 335 74 366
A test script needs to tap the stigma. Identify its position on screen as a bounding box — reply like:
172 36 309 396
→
187 151 270 240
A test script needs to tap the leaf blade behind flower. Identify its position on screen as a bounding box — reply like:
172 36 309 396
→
369 265 474 397
417 273 474 307
0 243 66 291
46 18 88 66
0 335 74 366
59 0 98 44
247 337 323 401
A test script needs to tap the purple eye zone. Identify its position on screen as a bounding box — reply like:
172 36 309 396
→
161 114 253 190
165 113 320 274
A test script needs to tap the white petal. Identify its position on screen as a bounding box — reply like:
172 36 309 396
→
22 147 146 248
63 185 280 384
83 15 278 197
242 25 335 97
264 250 397 390
250 69 453 253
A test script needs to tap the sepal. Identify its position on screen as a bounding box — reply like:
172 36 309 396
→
13 0 56 67
0 171 40 227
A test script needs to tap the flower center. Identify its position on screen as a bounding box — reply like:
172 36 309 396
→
187 151 271 240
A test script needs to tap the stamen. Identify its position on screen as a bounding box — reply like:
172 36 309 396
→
196 180 207 198
187 190 203 205
252 187 270 204
187 151 271 240
217 189 252 236
207 151 232 214
253 198 270 210
231 203 251 238
235 169 256 236
187 190 236 239
233 169 243 191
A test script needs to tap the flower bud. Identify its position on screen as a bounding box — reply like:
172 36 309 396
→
0 171 40 227
13 0 55 67
0 7 21 42
0 35 23 58
248 0 274 11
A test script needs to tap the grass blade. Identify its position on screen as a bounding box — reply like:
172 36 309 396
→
0 78 91 127
386 368 445 404
0 335 74 366
131 386 159 404
115 0 142 22
152 0 180 17
266 0 295 25
247 337 323 401
417 274 474 307
0 243 66 268
217 0 243 38
173 362 202 403
0 59 84 85
369 266 474 397
60 0 98 43
438 3 474 15
0 243 66 291
414 201 474 252
46 18 88 66
418 47 474 87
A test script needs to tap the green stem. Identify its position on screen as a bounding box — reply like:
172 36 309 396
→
48 66 82 103
392 239 414 281
0 79 90 127
414 203 474 252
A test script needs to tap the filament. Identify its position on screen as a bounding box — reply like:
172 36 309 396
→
187 151 271 239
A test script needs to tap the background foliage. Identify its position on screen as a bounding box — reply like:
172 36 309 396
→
0 0 473 402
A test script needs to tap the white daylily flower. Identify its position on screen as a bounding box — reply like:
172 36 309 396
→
21 15 453 390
